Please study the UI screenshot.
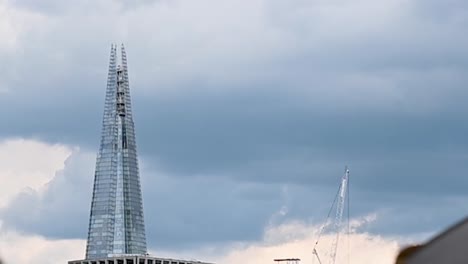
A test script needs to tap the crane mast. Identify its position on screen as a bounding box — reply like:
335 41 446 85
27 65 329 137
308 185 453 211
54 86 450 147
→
312 167 350 264
329 167 349 264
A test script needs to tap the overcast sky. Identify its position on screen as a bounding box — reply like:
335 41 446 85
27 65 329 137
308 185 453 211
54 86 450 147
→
1 0 468 263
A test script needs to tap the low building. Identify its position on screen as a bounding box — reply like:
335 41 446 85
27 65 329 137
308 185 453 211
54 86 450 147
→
68 255 213 264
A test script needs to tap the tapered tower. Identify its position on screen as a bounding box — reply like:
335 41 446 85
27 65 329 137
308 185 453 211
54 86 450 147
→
68 44 213 264
85 44 147 259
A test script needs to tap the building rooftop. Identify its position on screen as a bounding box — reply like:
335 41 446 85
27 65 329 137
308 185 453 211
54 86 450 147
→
68 255 214 264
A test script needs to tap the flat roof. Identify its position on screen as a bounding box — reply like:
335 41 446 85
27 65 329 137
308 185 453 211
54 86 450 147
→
68 255 214 264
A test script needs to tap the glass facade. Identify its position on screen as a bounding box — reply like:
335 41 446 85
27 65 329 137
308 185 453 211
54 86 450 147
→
86 44 147 259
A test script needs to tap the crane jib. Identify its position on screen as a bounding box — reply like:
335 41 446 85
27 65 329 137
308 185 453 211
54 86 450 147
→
312 167 350 264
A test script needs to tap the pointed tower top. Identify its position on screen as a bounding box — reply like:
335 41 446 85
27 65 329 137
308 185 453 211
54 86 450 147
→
85 45 147 259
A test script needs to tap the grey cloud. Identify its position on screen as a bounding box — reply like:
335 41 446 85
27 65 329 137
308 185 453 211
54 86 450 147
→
8 0 69 14
0 149 95 239
363 193 468 237
0 150 285 249
8 0 160 14
1 150 461 249
3 62 468 193
1 0 468 248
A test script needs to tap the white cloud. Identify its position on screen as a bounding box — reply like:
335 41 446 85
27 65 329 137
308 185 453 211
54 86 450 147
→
154 215 404 264
0 223 85 264
0 0 465 119
216 219 401 264
0 138 72 207
0 137 87 263
0 137 415 264
0 0 460 262
0 1 21 52
0 211 405 264
0 0 50 52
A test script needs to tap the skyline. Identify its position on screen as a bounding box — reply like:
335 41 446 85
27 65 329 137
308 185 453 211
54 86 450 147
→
1 0 468 263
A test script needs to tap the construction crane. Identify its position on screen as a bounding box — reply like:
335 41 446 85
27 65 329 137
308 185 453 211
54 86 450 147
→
312 167 350 264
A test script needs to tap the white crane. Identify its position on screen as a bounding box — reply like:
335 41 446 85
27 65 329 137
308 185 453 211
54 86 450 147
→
313 167 350 264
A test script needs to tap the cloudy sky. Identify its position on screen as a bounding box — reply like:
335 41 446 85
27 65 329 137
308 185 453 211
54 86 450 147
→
1 0 468 263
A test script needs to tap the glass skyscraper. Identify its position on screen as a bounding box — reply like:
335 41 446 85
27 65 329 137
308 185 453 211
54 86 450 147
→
85 44 147 259
69 44 213 264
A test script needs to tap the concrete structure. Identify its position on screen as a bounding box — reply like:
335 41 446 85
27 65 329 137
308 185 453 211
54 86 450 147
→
69 44 213 264
68 256 213 264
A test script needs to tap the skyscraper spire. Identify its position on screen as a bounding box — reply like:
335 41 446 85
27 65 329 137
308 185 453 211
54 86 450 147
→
85 44 147 259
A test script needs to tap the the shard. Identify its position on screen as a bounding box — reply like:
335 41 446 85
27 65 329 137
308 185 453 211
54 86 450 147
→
85 44 147 259
69 44 213 264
